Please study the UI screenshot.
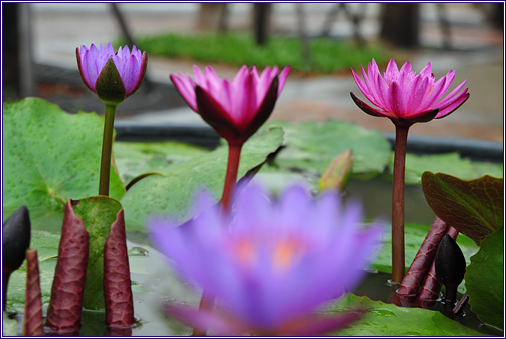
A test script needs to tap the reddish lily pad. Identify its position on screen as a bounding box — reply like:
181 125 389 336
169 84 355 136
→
422 172 503 245
465 227 504 330
2 98 125 232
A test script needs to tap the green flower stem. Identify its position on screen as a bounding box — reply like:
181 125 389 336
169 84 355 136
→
221 143 243 211
98 104 117 196
392 124 410 284
192 143 242 336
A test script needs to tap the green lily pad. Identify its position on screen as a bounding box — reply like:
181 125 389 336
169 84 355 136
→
2 98 125 232
372 222 479 281
394 152 503 185
2 312 18 336
72 196 123 310
262 120 391 179
422 172 503 245
465 228 504 330
5 230 60 313
120 128 284 232
328 294 484 336
113 141 209 186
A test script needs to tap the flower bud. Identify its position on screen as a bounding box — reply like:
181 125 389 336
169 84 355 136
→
319 149 353 192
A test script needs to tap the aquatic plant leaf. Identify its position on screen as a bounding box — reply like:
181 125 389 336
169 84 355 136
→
113 141 209 186
3 312 18 336
121 128 284 232
372 223 478 276
422 172 503 245
465 228 504 329
394 152 502 185
394 217 448 306
2 98 125 232
5 230 60 313
45 200 89 335
262 120 391 179
328 294 484 336
23 249 43 336
71 196 123 311
104 209 134 328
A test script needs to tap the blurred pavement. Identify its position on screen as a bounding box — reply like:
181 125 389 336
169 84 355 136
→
31 3 504 142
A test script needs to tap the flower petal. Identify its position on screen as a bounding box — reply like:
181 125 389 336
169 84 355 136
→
350 92 396 119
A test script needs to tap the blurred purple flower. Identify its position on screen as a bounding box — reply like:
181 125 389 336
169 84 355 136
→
350 58 469 127
76 43 147 105
149 184 383 336
170 65 290 146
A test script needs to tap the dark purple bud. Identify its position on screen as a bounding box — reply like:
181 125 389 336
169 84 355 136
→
435 234 466 304
3 205 31 311
3 205 31 271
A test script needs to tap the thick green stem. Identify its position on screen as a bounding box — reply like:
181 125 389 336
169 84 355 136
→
192 142 242 336
98 104 117 196
392 124 410 284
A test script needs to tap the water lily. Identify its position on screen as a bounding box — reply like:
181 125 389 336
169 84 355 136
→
350 58 469 127
76 42 147 196
350 58 469 283
149 184 384 336
76 43 147 105
170 65 290 146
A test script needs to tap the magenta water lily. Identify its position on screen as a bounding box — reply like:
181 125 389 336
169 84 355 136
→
170 65 290 146
350 58 470 284
149 184 384 336
76 42 147 105
350 58 469 127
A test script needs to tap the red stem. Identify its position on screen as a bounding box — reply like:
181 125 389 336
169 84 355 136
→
221 143 243 211
392 124 410 284
192 142 242 336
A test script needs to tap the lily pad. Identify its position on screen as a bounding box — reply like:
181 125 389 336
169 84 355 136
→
465 228 504 330
2 312 18 336
328 294 484 336
394 152 503 185
113 141 209 186
121 128 284 232
422 172 503 245
372 222 479 280
262 120 391 179
3 98 125 232
71 196 123 310
5 230 60 313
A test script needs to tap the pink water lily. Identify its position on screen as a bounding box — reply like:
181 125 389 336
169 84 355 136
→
149 184 384 336
350 58 470 284
350 58 469 127
171 65 290 145
76 43 147 104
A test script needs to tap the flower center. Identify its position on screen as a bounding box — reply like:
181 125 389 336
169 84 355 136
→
231 236 307 273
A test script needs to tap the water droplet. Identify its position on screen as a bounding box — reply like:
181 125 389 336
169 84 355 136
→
129 247 149 257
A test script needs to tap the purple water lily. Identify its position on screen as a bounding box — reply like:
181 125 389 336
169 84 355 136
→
76 42 147 104
149 184 384 336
